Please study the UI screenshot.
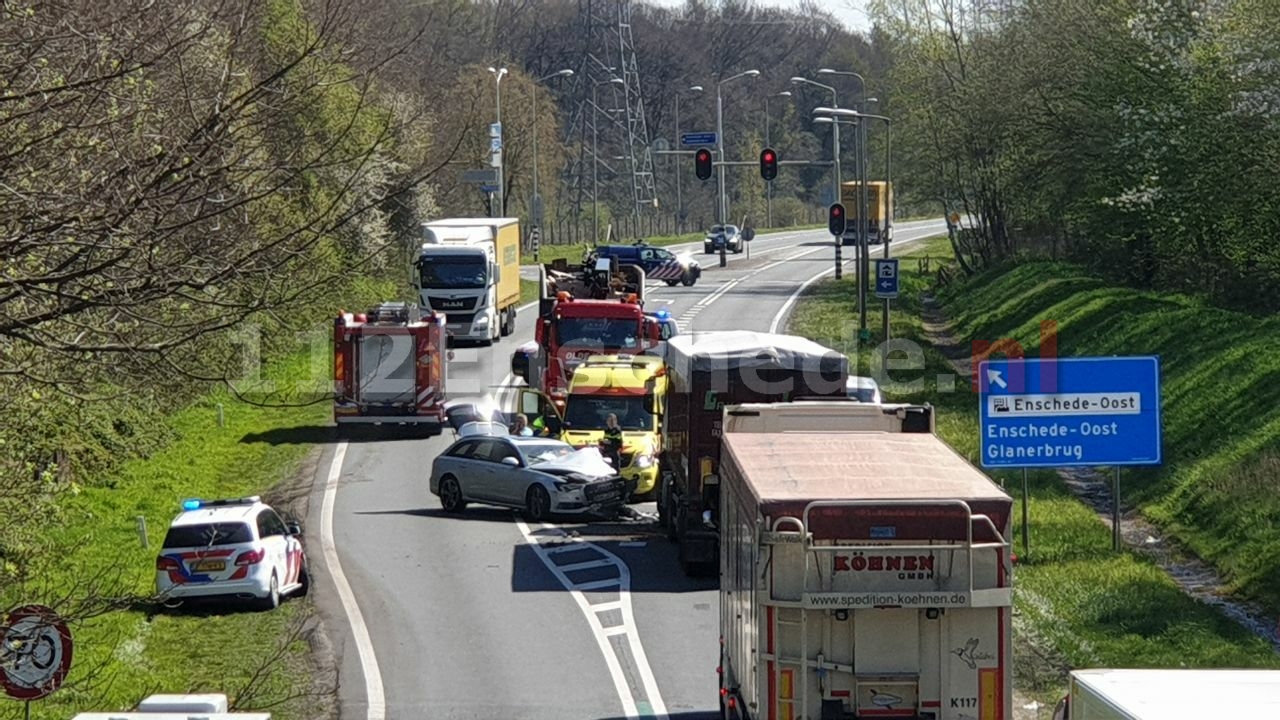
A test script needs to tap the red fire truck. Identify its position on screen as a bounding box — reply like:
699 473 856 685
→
333 302 448 430
511 257 661 409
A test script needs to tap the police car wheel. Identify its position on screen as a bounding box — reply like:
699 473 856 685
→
664 279 679 287
681 272 696 287
258 571 280 611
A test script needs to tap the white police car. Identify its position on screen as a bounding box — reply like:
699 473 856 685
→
155 496 308 609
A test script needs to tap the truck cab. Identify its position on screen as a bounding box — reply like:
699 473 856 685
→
416 218 521 344
510 257 660 408
557 354 667 499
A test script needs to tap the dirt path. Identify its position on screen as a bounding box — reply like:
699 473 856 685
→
919 292 1280 719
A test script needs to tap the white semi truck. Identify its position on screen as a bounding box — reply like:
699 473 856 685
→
1053 668 1280 719
716 402 1014 720
416 218 521 345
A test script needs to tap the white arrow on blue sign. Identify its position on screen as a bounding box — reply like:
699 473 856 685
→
874 258 899 299
681 132 717 147
977 356 1162 468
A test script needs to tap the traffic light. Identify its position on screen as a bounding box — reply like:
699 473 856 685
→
694 148 713 181
759 147 778 181
828 203 847 237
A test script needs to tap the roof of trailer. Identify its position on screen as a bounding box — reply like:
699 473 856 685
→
723 432 1010 508
664 331 847 376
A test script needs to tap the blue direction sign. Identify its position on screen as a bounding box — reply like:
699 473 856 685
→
978 357 1162 468
875 258 899 299
681 132 717 147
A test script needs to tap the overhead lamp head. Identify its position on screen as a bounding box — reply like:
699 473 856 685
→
817 68 836 74
777 91 792 97
744 69 760 77
689 85 704 92
558 69 574 77
789 76 807 84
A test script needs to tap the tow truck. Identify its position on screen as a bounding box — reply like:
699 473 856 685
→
333 302 449 432
511 255 661 409
716 403 1013 720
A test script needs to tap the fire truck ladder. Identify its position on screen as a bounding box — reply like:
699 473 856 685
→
762 500 1010 720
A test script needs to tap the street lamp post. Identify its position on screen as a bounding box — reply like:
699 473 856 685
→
592 77 626 244
530 68 573 259
487 66 509 218
818 69 871 334
764 90 791 229
816 108 892 360
674 85 703 233
716 70 759 268
792 75 841 278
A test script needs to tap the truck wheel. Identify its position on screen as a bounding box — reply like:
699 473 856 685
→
666 497 681 542
500 308 514 336
525 486 551 522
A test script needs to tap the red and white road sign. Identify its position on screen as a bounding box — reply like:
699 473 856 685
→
1 604 73 700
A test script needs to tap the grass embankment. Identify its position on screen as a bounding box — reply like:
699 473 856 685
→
790 236 1280 701
11 352 336 719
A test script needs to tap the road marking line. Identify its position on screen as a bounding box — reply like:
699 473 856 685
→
516 520 668 719
321 441 386 720
575 577 624 591
557 558 618 572
592 601 626 611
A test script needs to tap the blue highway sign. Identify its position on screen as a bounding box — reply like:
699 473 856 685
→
977 357 1162 468
875 258 899 299
681 132 717 147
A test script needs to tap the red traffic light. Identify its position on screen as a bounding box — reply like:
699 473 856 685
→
828 202 847 236
759 147 778 181
694 148 713 181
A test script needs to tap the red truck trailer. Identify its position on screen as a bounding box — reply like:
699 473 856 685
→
657 331 850 576
718 430 1014 720
333 302 448 431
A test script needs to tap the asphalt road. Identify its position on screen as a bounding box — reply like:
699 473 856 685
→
307 220 948 720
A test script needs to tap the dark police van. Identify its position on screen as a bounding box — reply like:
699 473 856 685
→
588 243 701 287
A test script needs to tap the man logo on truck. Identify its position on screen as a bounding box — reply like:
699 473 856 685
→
833 553 935 580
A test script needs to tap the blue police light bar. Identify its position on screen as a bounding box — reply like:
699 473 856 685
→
655 309 671 320
180 495 261 511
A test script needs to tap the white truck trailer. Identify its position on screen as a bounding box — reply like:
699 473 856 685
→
416 217 521 344
718 424 1013 720
1052 668 1280 720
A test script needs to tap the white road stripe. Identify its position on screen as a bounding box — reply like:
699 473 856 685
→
557 558 618 572
516 520 668 720
321 441 386 720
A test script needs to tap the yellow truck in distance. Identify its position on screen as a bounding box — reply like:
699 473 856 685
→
840 180 893 246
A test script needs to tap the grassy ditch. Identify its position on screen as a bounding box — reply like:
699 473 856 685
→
788 237 1280 702
7 350 336 719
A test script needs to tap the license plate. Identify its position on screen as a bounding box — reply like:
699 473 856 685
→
194 560 225 572
594 491 620 503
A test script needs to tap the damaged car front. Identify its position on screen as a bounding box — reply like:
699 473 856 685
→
523 443 627 516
